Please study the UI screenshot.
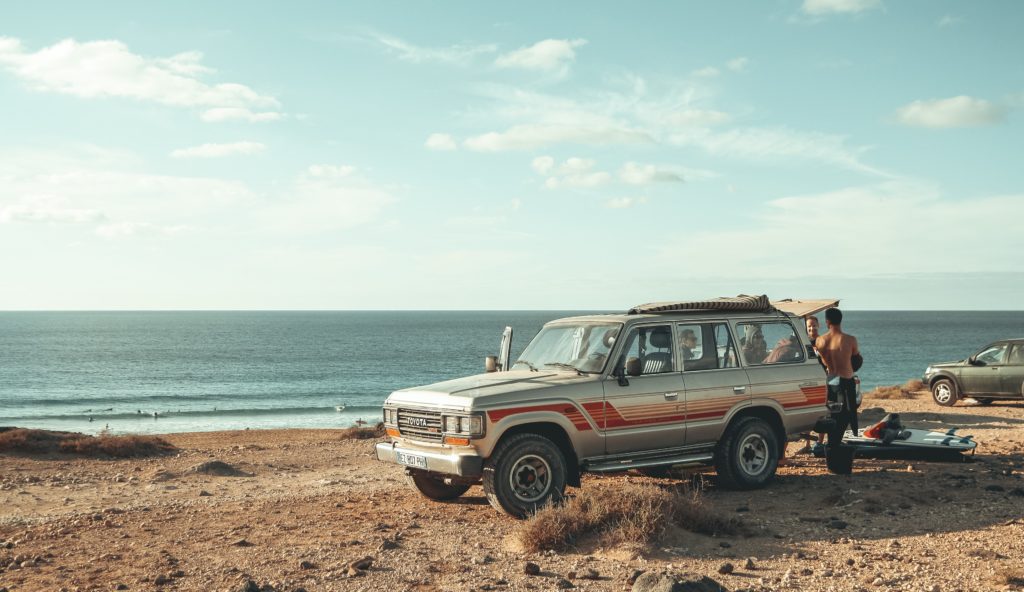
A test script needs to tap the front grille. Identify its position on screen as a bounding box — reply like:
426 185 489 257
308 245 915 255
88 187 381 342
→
397 408 443 442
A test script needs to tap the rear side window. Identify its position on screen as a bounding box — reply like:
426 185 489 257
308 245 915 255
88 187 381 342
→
737 322 804 366
679 323 738 371
1010 344 1024 365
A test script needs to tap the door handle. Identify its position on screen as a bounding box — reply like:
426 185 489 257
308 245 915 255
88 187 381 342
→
733 386 747 394
664 392 678 400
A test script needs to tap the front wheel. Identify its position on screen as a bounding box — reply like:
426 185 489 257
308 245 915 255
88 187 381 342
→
714 417 779 490
482 433 567 518
931 379 958 407
405 471 471 501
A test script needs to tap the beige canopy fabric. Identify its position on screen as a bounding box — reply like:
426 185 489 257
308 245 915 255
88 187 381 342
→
628 294 772 315
770 298 840 318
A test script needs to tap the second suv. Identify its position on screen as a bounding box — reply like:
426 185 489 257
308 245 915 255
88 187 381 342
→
924 339 1024 406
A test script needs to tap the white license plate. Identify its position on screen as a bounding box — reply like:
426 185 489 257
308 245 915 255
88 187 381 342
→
396 451 427 469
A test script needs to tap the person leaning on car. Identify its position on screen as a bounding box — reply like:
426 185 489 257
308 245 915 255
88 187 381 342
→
815 308 861 441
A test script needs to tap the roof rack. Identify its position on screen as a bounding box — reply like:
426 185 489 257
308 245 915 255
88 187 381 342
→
628 294 774 315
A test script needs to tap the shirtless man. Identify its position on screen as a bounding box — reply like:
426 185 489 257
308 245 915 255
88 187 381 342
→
815 307 861 447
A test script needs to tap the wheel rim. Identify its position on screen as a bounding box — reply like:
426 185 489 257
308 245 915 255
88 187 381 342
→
934 383 952 403
738 433 769 476
508 454 552 503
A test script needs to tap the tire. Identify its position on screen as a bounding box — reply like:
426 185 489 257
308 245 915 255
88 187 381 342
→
714 416 780 490
931 379 958 407
482 433 567 518
975 398 994 405
405 471 471 501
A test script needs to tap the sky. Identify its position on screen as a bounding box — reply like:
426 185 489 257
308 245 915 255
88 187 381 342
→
1 0 1022 310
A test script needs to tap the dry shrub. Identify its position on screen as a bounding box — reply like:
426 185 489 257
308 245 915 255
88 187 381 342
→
516 482 743 552
0 429 175 458
866 379 927 400
339 422 386 440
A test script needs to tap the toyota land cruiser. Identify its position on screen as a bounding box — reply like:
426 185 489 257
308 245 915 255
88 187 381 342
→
375 295 831 517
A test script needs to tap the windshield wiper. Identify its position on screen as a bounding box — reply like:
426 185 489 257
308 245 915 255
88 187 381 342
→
514 359 538 372
543 362 587 375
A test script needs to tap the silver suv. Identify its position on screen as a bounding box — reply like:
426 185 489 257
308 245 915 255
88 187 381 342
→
376 296 830 517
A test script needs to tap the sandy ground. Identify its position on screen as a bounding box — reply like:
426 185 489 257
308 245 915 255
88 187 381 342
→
1 393 1022 592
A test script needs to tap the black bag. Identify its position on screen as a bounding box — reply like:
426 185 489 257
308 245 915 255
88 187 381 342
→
825 444 855 475
851 353 864 372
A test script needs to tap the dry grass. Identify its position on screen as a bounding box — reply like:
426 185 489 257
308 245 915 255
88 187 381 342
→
515 482 744 552
866 379 926 400
338 422 386 440
995 568 1024 589
0 429 175 458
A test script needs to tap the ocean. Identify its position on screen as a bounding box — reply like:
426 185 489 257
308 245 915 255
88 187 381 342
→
1 311 1022 435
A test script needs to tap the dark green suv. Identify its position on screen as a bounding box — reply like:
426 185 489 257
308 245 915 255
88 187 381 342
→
924 339 1024 406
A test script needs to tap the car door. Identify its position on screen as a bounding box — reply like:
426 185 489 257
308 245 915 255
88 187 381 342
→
598 323 686 455
679 321 750 445
960 343 1008 395
1001 343 1024 397
736 318 813 412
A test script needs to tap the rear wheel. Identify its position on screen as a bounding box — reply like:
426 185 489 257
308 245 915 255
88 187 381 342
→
931 379 958 407
714 416 779 490
482 433 567 518
405 471 471 501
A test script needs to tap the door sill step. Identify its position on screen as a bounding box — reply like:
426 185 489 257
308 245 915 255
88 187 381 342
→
585 452 714 473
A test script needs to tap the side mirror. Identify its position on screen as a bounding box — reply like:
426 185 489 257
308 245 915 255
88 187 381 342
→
625 357 643 377
485 356 498 373
968 355 981 366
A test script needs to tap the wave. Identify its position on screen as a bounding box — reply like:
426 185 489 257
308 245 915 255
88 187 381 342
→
0 404 384 422
3 392 387 407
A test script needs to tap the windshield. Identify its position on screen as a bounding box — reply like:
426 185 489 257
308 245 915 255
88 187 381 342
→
513 322 622 374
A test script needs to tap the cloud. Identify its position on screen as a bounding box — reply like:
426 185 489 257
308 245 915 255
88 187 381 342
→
801 0 882 15
895 96 1006 128
533 157 611 189
370 32 496 65
494 39 587 76
726 57 750 72
464 123 652 151
671 126 888 176
606 197 646 209
258 166 396 233
0 37 282 119
619 162 685 185
200 107 283 122
658 181 1024 276
306 164 356 178
0 145 253 238
692 66 719 78
170 142 266 159
531 155 554 175
424 133 457 151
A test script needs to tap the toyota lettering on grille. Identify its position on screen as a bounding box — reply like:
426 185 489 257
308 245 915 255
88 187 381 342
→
407 417 430 427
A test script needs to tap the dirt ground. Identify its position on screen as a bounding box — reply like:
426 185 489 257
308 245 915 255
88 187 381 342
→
1 393 1022 592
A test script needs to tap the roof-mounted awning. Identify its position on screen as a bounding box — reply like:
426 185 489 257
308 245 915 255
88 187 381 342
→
628 294 773 315
770 298 840 318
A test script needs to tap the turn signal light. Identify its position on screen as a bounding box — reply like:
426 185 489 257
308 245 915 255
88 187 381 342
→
385 427 401 438
444 436 471 447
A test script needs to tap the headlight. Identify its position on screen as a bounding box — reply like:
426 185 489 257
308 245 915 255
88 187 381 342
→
442 413 484 437
383 408 397 425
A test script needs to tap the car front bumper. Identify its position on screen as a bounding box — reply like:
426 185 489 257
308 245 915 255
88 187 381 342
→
375 441 483 477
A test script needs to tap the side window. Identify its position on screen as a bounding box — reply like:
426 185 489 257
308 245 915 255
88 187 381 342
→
738 322 804 366
1010 344 1024 365
619 325 675 375
680 323 737 371
977 345 1007 365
